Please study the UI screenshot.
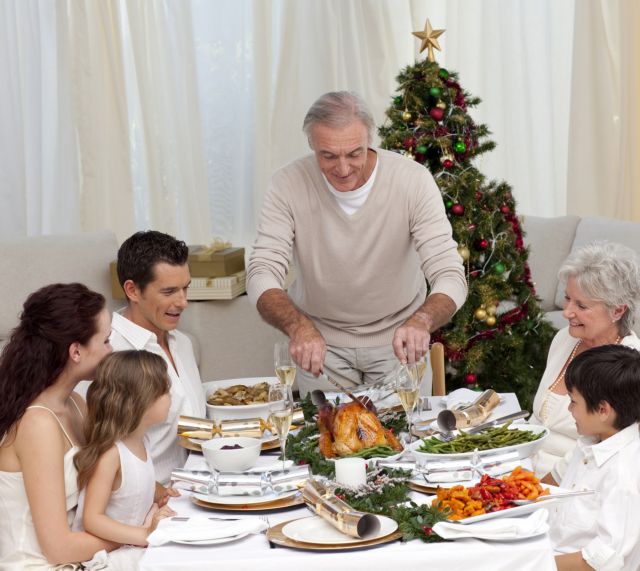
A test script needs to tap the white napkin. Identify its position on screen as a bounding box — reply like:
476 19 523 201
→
147 516 267 546
441 388 482 411
432 509 549 541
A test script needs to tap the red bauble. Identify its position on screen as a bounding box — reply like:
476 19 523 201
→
475 238 489 250
464 373 477 384
429 107 444 121
414 153 425 163
442 159 454 169
500 204 511 215
451 203 465 216
403 136 416 149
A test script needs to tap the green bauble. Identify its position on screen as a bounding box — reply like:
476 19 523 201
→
429 87 441 98
493 262 506 275
445 199 454 210
416 144 428 154
394 96 403 106
454 140 467 154
438 68 450 80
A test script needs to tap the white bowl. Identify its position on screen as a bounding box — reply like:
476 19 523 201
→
204 377 279 422
201 436 262 472
410 423 549 463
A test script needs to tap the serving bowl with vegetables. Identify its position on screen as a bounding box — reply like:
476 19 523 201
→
410 422 548 462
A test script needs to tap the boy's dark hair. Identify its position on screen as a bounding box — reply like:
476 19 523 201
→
565 344 640 429
117 230 188 294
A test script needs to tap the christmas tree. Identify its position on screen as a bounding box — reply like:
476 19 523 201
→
378 20 556 410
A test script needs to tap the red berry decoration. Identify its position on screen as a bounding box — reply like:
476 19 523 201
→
475 191 483 202
500 204 511 215
403 136 416 149
442 159 454 169
464 373 477 384
429 107 444 121
451 203 465 216
475 238 489 250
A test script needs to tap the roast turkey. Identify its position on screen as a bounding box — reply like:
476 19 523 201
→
317 400 403 458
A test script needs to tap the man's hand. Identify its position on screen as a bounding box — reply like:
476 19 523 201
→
289 321 326 376
256 289 327 376
393 293 458 363
392 312 430 364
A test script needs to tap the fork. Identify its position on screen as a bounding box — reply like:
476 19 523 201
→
260 515 275 549
170 516 241 522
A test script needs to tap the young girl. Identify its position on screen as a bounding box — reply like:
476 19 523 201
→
73 350 179 567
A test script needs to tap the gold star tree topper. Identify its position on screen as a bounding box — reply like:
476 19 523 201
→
412 19 445 62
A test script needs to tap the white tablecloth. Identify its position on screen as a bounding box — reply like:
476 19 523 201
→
141 393 557 571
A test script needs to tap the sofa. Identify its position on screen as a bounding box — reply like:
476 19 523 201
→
521 215 640 330
1 215 638 383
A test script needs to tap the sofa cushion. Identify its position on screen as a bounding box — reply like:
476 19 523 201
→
0 231 119 340
521 215 580 312
554 217 640 309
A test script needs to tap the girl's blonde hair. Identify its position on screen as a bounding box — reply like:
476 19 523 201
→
74 350 170 490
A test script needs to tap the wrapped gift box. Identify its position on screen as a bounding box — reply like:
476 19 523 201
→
188 246 245 278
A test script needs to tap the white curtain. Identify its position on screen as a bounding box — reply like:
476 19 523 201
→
1 0 636 245
567 0 640 221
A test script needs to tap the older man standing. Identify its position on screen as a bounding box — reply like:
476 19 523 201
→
247 91 467 396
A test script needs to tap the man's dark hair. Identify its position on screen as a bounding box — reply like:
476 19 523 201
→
117 230 188 294
565 344 640 429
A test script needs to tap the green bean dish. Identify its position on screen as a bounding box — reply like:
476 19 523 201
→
417 422 544 454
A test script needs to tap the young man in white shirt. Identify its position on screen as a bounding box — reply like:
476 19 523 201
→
547 344 640 571
113 231 206 484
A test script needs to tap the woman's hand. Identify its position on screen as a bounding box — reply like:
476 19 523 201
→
145 504 177 536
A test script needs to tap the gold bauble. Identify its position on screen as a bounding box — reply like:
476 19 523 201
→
402 110 412 121
486 305 497 317
486 316 497 326
457 245 470 261
474 308 487 321
436 100 447 109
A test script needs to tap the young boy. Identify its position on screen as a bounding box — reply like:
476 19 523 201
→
547 344 640 571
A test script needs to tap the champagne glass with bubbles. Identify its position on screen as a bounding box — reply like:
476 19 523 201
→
274 341 297 388
396 365 421 446
268 384 293 470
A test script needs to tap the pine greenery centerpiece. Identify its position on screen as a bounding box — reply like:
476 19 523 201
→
378 20 556 410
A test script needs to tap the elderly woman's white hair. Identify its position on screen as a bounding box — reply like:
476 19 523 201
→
558 241 640 335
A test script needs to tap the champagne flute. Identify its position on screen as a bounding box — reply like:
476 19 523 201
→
268 384 293 470
274 340 297 388
395 365 421 446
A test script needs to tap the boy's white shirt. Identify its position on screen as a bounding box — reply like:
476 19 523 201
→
549 423 640 571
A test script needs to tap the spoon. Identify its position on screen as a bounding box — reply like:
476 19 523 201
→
510 489 596 506
310 389 329 407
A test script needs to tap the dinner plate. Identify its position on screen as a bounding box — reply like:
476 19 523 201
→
192 491 304 511
171 532 250 546
282 515 398 545
193 488 298 506
179 435 280 453
267 518 402 551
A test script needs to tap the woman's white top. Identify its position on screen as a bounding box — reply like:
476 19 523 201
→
73 438 155 531
531 327 640 478
0 404 81 570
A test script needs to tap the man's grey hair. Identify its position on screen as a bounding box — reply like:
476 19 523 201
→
558 241 640 334
303 91 375 146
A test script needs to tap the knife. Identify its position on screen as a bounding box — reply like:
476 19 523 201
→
463 410 530 434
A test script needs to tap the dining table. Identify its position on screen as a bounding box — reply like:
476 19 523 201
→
140 392 559 571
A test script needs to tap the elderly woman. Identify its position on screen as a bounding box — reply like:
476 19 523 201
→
0 283 116 569
531 241 640 480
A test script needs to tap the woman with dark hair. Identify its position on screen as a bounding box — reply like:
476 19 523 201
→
0 283 115 569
